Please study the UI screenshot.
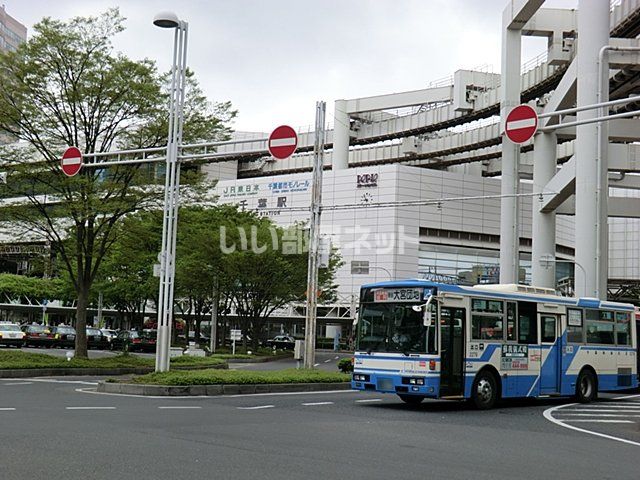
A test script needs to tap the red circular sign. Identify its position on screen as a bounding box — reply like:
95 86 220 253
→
61 146 83 177
268 125 298 160
505 104 538 144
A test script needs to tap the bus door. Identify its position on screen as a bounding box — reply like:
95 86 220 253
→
539 314 561 393
440 307 465 397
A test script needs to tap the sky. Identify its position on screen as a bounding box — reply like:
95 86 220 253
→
5 0 578 134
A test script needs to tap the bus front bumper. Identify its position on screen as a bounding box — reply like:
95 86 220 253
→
351 371 439 397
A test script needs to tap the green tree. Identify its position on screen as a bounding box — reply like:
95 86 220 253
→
94 211 162 330
0 9 235 357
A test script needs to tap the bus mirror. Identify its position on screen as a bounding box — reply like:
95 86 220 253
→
423 295 434 327
411 305 423 312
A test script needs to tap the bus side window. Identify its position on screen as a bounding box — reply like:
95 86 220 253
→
517 301 537 344
506 302 517 341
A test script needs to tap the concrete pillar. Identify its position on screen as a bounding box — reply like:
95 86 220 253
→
499 26 522 284
332 99 350 170
531 132 557 289
574 0 609 299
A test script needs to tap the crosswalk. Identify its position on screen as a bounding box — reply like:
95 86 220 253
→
551 400 640 424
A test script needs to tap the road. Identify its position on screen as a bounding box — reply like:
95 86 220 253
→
0 377 638 480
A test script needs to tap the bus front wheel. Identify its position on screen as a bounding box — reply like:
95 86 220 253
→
471 371 498 410
398 394 424 405
575 369 597 403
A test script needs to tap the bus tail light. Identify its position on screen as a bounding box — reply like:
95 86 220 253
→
429 360 436 370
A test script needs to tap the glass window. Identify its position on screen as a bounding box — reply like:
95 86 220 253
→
586 319 615 345
471 315 503 341
506 302 516 341
567 309 584 343
541 316 556 343
517 302 537 344
472 299 503 314
599 311 614 322
615 312 631 346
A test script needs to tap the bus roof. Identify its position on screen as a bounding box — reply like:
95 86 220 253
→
361 279 635 311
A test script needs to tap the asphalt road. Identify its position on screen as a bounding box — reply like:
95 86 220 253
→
0 377 638 480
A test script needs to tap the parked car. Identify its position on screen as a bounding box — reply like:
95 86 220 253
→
86 327 109 350
51 325 76 348
111 329 157 353
21 324 55 348
0 323 25 347
100 329 118 344
265 335 295 350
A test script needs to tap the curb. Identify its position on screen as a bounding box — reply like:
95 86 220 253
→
0 363 227 378
97 381 351 396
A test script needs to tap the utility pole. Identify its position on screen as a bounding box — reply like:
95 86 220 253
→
304 101 326 369
209 280 218 354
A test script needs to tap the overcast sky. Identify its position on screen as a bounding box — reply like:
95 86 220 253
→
6 0 578 134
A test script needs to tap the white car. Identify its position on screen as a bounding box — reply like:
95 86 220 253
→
0 323 25 347
100 329 118 343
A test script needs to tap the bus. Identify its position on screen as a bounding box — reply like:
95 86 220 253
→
351 280 638 409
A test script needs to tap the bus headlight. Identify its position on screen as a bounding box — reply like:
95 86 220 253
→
404 377 425 385
353 374 370 382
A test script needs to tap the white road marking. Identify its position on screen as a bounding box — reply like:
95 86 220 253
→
562 419 635 424
556 413 640 418
0 408 16 411
237 405 275 410
324 359 331 363
543 403 640 447
614 393 640 401
313 363 320 367
559 408 640 413
334 356 339 359
65 406 116 410
31 379 99 386
2 382 33 386
355 398 383 403
302 402 334 406
158 406 202 410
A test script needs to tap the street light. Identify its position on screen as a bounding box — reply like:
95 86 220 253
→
154 12 189 373
539 254 587 296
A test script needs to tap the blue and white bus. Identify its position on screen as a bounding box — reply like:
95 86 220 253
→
351 280 638 409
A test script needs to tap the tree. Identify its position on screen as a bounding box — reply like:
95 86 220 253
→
0 9 235 357
94 211 161 330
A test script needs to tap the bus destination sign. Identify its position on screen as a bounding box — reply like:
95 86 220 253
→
374 288 421 303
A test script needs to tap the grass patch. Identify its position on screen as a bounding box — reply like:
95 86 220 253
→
0 350 225 370
129 368 350 386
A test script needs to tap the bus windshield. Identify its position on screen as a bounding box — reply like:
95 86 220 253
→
357 303 437 354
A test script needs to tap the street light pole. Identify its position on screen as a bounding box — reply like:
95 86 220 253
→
303 101 326 369
154 12 189 373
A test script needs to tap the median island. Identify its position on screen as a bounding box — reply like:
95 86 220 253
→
0 350 226 374
125 368 350 385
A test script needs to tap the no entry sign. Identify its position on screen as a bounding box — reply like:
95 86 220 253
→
505 105 538 144
61 147 83 177
268 125 298 160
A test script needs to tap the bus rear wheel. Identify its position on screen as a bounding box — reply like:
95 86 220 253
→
398 394 424 405
575 369 597 403
471 371 498 410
